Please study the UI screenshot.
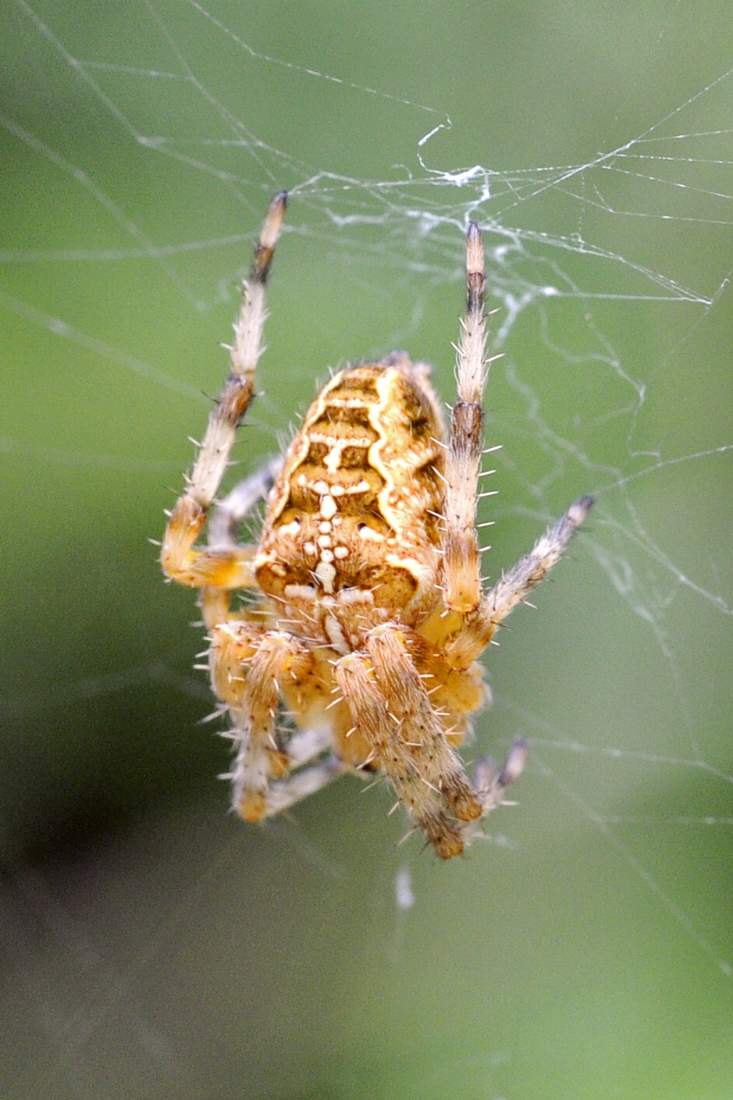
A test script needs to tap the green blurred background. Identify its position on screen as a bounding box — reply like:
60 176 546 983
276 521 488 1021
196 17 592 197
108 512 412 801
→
2 2 732 1097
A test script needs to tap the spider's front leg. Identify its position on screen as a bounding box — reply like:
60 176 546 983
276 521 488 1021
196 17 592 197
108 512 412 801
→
336 624 484 859
161 193 286 590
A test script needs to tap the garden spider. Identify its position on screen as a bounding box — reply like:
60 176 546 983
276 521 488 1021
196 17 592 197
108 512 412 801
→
161 193 592 858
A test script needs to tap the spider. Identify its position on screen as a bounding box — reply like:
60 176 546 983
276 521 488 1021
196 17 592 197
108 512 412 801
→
161 192 592 859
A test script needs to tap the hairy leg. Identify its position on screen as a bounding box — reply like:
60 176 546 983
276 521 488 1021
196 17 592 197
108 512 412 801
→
223 726 343 821
336 624 483 858
446 495 594 667
207 456 282 550
161 193 287 589
442 222 489 614
209 622 311 821
198 457 283 630
262 756 345 818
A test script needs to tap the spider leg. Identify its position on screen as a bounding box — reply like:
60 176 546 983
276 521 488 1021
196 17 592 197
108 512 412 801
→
473 740 529 814
446 495 594 667
209 623 311 821
258 726 352 820
262 756 346 818
442 221 488 614
336 624 484 859
207 455 282 550
198 456 283 630
161 192 287 589
483 495 594 625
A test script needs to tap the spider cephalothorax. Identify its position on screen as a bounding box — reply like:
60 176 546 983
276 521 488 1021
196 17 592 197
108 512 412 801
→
161 193 592 858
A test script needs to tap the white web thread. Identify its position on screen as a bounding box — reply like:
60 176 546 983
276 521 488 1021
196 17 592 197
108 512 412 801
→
2 0 732 1009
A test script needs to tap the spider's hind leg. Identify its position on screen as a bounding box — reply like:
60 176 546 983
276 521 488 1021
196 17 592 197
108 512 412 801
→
210 624 312 821
262 755 346 819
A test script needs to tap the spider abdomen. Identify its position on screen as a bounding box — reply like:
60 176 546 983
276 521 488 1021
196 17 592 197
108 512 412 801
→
255 357 447 630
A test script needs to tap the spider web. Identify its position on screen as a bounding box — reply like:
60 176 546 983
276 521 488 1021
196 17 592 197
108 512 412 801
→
1 2 732 1097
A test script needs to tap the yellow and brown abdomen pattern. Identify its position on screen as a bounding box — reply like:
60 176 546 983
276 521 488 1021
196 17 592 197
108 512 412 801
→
256 358 446 622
